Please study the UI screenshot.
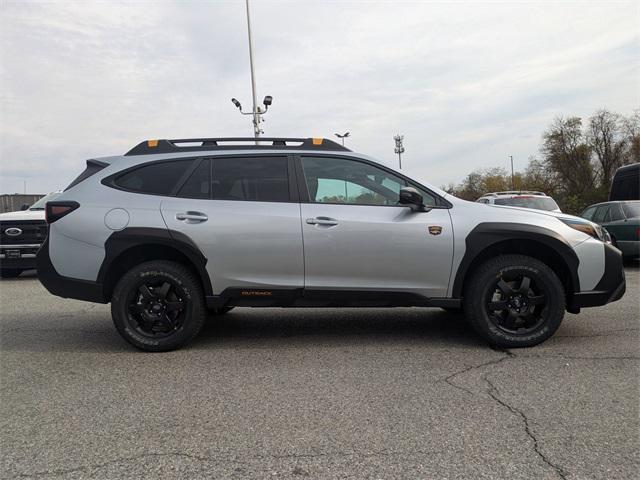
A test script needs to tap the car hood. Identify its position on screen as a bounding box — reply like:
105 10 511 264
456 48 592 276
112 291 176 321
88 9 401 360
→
0 210 46 221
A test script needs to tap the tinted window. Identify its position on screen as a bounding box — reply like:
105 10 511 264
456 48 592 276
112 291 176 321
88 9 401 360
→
581 206 596 220
114 160 193 195
178 159 210 199
609 203 624 222
302 156 435 206
211 157 289 202
622 201 640 218
593 205 610 223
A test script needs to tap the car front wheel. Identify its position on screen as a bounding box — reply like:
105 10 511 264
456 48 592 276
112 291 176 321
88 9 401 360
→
463 254 565 348
111 260 206 352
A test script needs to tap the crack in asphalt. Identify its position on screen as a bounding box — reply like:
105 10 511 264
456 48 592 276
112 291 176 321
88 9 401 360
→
484 375 568 480
440 349 638 397
439 348 515 396
14 452 222 479
13 448 459 479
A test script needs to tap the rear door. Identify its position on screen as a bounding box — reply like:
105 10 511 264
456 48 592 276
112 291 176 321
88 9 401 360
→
161 155 304 294
297 155 454 298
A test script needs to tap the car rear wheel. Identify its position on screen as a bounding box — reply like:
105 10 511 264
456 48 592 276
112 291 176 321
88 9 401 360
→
111 260 206 352
463 254 565 348
0 269 22 279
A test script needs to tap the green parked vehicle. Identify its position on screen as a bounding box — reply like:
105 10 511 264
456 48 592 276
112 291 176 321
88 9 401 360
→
581 201 640 259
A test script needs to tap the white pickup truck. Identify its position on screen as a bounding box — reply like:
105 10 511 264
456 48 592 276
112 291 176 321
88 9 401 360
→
0 192 60 278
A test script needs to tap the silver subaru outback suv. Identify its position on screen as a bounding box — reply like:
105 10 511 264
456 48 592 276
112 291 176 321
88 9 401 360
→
38 137 625 351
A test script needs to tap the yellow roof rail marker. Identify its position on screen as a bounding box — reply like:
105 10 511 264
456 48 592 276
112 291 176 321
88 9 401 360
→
147 140 158 147
312 138 323 146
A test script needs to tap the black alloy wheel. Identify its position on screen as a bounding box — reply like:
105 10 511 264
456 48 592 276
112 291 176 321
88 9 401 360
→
485 273 547 335
126 279 187 338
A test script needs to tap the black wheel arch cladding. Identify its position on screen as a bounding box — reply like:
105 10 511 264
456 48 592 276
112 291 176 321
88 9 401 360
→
98 227 213 300
452 222 581 298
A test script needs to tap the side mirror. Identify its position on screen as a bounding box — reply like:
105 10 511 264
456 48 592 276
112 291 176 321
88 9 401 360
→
399 187 426 212
20 204 30 211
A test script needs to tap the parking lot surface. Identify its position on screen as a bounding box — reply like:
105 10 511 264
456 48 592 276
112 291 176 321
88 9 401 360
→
1 266 638 479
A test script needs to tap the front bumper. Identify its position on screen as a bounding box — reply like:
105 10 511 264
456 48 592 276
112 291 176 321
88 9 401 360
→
37 236 106 303
568 243 626 309
0 244 40 270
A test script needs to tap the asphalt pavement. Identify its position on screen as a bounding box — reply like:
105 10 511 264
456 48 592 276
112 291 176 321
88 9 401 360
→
1 265 638 479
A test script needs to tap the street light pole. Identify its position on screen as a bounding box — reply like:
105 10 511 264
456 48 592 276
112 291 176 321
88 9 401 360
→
394 134 405 169
231 1 273 139
334 132 350 146
245 0 259 138
509 155 514 190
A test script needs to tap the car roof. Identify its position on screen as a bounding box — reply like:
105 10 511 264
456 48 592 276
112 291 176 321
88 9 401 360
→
584 200 640 208
479 191 549 198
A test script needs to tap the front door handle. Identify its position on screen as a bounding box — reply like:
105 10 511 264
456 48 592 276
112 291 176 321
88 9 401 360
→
176 211 208 223
306 216 338 226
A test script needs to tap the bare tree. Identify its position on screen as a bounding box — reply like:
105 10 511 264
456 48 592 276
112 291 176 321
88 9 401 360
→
541 117 594 195
586 109 627 186
622 110 640 164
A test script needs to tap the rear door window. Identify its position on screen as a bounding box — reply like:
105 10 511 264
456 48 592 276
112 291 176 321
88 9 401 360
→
177 159 210 199
211 156 290 202
608 204 624 221
593 205 610 223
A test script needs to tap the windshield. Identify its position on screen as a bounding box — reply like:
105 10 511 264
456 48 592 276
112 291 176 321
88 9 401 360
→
29 192 62 210
622 201 640 218
494 196 560 211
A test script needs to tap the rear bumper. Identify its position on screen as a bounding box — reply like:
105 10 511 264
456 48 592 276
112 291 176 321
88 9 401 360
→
37 236 107 303
568 243 626 309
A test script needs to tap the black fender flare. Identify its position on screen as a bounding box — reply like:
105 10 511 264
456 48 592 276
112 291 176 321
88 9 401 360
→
451 222 580 298
97 227 213 298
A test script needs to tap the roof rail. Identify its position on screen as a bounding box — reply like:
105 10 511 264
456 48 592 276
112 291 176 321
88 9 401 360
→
125 137 351 156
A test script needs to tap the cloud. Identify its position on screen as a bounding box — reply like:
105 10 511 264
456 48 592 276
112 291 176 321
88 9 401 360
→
1 0 638 193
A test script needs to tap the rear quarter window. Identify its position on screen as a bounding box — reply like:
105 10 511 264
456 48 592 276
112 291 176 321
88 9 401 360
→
112 160 194 196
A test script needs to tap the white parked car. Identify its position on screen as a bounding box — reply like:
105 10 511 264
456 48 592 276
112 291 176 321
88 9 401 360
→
476 191 561 212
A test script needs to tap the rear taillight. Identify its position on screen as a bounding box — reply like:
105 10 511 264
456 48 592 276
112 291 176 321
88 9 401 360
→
45 201 79 224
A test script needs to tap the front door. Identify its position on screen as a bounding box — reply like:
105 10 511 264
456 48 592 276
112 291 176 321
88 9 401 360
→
298 156 454 298
161 156 304 294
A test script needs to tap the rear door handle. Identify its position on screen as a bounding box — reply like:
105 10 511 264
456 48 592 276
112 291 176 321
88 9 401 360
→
306 216 338 226
176 211 208 223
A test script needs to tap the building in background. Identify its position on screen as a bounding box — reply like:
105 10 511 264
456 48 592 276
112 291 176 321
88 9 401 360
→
0 194 44 213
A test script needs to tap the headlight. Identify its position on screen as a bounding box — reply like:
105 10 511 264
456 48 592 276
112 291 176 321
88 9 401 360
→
560 218 611 243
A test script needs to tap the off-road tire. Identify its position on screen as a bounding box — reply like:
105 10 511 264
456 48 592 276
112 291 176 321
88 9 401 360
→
111 260 206 352
463 254 565 348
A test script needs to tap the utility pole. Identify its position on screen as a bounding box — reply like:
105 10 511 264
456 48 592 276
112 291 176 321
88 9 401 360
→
394 134 405 169
509 155 514 190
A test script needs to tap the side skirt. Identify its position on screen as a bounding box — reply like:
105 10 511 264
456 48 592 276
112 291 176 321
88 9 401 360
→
206 288 461 309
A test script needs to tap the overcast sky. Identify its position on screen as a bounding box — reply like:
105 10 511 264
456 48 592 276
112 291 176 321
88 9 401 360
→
1 0 638 194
